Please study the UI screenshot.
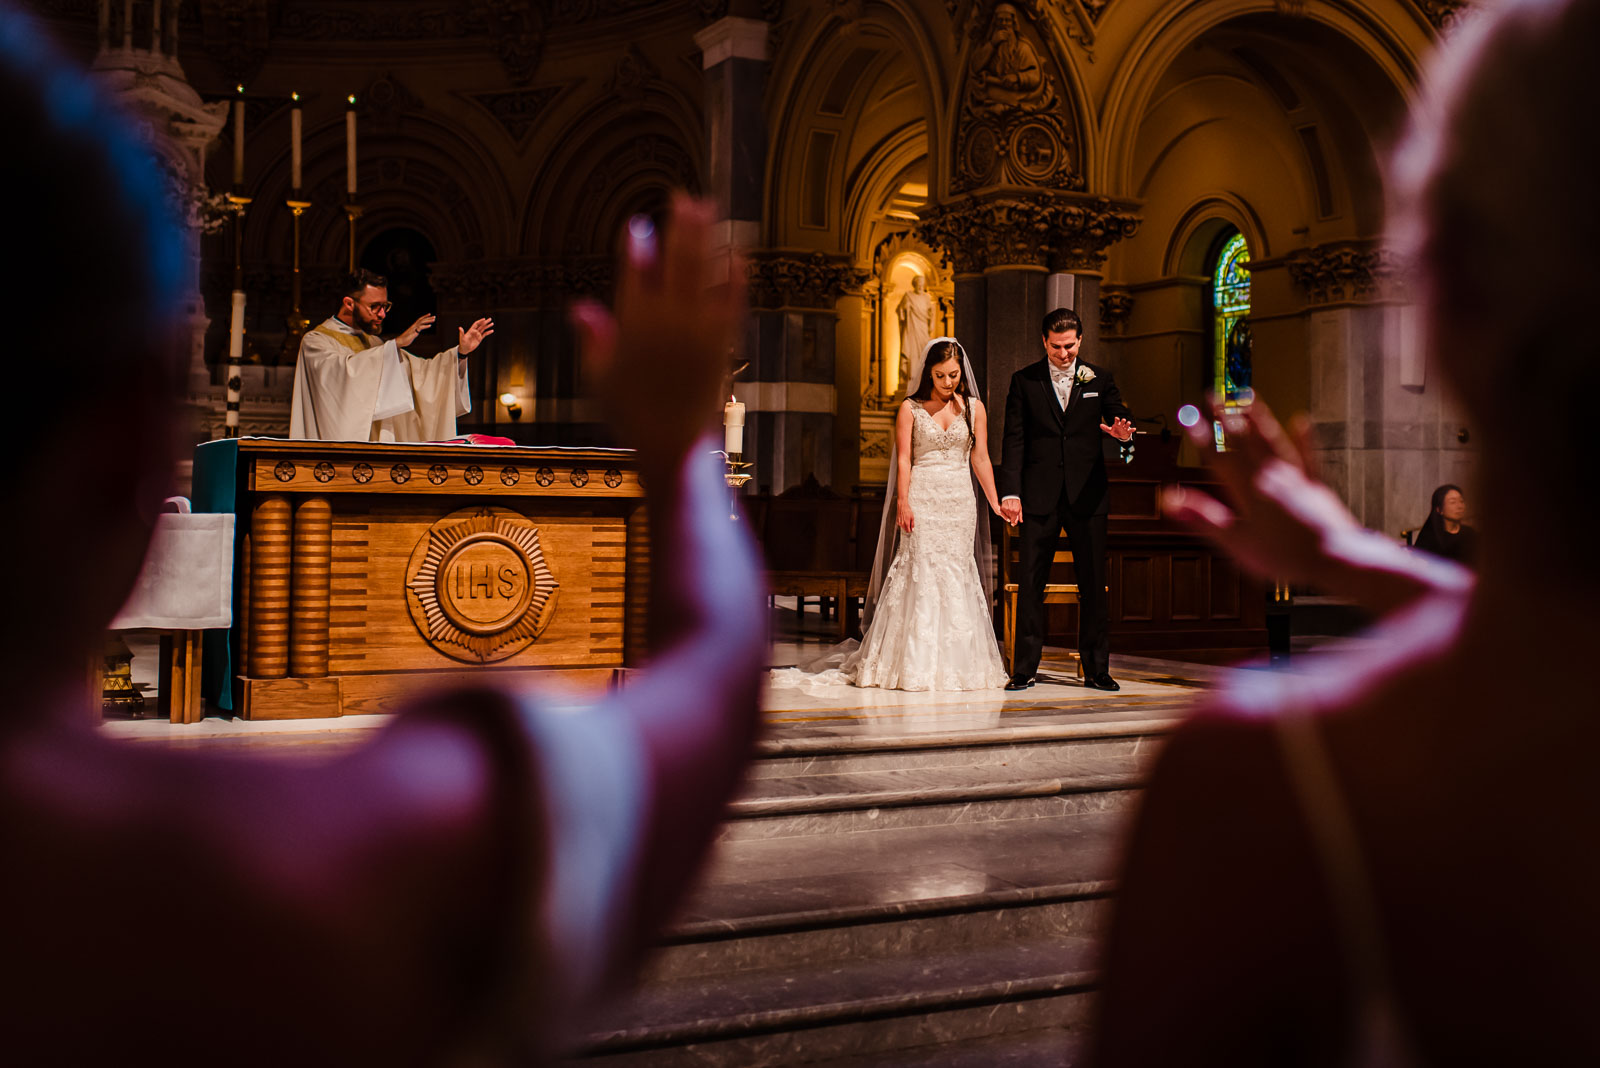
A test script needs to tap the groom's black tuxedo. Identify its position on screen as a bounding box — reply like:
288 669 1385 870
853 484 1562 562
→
999 357 1132 680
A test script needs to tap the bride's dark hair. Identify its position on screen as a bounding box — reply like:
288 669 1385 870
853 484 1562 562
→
909 340 976 447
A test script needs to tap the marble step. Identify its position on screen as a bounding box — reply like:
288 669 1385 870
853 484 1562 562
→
804 1028 1087 1067
570 934 1098 1066
745 712 1178 780
657 809 1127 981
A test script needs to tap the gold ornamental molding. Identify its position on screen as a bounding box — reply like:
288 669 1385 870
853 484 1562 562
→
916 192 1141 274
405 507 560 664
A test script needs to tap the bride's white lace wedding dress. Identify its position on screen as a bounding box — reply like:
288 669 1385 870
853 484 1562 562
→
783 403 1008 692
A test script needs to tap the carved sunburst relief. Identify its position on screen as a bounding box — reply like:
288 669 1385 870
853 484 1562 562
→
405 508 560 663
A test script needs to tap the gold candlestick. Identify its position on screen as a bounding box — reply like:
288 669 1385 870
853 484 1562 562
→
282 197 312 362
344 202 364 273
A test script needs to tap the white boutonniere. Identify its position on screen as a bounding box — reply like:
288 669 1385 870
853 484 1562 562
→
1075 365 1095 384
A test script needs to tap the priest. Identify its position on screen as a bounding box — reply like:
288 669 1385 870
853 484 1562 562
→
290 268 495 441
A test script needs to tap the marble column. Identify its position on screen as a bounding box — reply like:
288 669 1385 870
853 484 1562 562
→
1290 242 1477 538
694 16 767 275
743 252 865 493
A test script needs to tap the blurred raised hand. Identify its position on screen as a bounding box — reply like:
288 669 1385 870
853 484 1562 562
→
570 195 745 466
1165 399 1469 612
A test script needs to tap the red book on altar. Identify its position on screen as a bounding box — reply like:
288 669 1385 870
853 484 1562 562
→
435 433 516 446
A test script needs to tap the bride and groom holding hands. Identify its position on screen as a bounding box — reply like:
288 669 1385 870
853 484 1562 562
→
815 306 1134 695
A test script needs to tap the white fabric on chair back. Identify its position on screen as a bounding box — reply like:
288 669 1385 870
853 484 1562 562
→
109 498 235 631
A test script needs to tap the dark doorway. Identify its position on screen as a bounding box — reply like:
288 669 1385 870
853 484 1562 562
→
360 227 438 352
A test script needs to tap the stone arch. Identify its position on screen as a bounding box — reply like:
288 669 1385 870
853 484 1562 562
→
1097 0 1425 198
522 95 703 257
1164 194 1271 277
242 112 511 269
765 0 948 250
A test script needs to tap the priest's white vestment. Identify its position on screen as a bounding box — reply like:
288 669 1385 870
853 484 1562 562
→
290 317 473 441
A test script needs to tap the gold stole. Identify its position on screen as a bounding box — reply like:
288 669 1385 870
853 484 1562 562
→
312 323 379 352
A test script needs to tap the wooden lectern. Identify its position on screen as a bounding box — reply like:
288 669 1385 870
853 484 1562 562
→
194 439 647 720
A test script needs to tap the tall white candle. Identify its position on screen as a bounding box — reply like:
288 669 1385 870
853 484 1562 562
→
345 96 357 197
290 93 302 190
231 89 245 186
724 395 746 455
229 290 246 363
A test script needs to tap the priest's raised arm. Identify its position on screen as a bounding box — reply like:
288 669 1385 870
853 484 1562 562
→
289 267 495 441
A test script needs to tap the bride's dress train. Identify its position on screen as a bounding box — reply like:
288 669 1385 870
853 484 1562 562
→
776 404 1008 692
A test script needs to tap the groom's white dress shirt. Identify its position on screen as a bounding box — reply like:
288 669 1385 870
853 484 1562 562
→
1001 358 1076 507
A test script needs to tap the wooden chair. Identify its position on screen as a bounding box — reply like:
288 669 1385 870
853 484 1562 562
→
762 477 862 638
1000 523 1084 680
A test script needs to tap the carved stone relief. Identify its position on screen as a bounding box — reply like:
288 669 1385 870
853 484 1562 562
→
951 2 1083 193
466 86 566 144
430 259 614 307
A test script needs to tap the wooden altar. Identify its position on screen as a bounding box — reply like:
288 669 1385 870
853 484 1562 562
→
193 439 646 720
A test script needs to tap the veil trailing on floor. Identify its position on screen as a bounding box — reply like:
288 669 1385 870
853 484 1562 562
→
861 336 995 631
774 336 996 682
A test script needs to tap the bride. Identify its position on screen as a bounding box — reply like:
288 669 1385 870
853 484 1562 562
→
784 338 1009 691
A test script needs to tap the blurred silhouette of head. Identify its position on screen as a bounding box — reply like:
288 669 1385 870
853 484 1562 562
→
1392 0 1598 461
1 5 186 678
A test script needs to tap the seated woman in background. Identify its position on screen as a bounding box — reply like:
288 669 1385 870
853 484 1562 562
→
1094 0 1600 1064
1412 483 1478 565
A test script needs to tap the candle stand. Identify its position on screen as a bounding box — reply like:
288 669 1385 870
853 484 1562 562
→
723 452 752 522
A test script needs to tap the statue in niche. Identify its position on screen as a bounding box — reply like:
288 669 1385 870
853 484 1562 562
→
895 275 935 390
968 3 1056 116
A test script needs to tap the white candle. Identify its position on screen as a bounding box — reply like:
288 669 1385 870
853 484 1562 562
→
290 93 302 190
229 290 246 363
232 91 245 186
345 97 357 197
724 395 746 455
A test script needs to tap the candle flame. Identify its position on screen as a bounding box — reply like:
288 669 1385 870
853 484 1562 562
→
291 91 300 102
235 84 244 94
347 94 356 106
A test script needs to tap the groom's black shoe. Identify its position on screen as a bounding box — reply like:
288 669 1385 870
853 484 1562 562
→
1004 675 1036 691
1086 672 1120 692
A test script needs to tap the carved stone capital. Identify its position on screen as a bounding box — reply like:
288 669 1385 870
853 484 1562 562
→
916 192 1141 273
1099 288 1134 335
1283 241 1409 305
746 252 869 310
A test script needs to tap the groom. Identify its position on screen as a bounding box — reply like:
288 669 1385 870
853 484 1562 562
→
999 308 1135 691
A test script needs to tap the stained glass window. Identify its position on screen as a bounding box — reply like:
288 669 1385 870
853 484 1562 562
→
1212 232 1252 447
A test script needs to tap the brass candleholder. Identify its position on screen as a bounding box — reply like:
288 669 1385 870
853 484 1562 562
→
722 452 752 521
282 197 313 361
